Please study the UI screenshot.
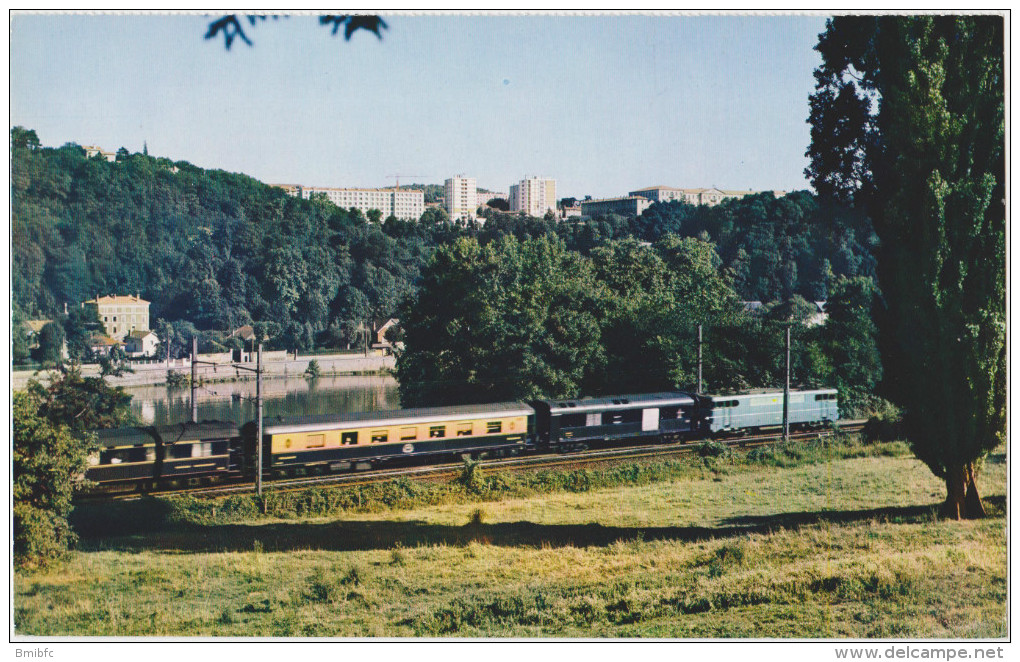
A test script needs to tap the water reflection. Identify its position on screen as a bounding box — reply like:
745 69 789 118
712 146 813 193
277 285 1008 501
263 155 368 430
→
126 375 400 426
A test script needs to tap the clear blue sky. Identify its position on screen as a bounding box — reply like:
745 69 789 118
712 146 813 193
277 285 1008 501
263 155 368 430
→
11 13 828 199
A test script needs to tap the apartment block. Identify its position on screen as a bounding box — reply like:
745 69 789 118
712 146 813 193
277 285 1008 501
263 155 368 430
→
84 294 150 342
510 177 557 217
275 185 425 221
629 186 787 207
444 175 478 221
580 195 653 218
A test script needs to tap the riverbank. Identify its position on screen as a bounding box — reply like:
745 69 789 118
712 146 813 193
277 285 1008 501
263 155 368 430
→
11 353 396 390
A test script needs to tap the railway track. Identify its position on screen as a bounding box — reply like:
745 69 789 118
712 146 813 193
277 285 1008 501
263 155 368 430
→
84 421 865 503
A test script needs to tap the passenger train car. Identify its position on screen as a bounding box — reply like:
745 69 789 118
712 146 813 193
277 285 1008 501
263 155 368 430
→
248 401 533 476
88 421 240 486
84 388 840 489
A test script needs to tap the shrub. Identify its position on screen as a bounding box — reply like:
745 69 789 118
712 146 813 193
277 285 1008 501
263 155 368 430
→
863 399 903 443
304 360 321 379
458 457 485 493
13 391 91 567
694 440 732 459
165 370 188 388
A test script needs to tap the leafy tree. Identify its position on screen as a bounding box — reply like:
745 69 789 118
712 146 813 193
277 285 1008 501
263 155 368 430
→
11 126 40 150
31 321 65 367
63 305 102 361
397 236 604 406
806 16 1005 518
13 391 90 566
27 368 134 433
820 276 882 416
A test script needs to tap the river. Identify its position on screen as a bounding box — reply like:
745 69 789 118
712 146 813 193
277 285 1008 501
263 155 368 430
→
126 374 401 426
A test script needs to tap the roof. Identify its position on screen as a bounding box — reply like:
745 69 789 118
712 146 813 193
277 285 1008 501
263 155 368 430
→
703 388 837 400
126 329 156 340
89 334 121 347
85 294 149 305
582 195 651 205
230 325 256 340
155 421 241 443
535 391 696 415
94 426 156 448
261 401 535 436
23 320 53 334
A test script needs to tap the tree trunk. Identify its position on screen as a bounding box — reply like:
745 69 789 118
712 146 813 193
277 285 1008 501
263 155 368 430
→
964 462 986 518
944 462 985 519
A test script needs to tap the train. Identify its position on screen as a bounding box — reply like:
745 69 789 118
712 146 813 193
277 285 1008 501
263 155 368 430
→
86 387 839 489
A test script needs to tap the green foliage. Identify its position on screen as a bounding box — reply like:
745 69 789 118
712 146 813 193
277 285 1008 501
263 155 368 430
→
807 16 1005 509
165 370 188 388
818 276 882 415
863 399 904 444
397 236 605 406
630 192 877 302
304 359 321 379
26 367 134 433
11 138 434 351
31 321 65 367
12 391 92 566
458 457 486 494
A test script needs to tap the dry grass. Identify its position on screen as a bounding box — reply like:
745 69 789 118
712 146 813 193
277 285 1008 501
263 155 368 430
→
13 442 1006 638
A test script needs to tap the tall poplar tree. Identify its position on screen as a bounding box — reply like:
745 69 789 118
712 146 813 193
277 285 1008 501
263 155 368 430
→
806 16 1005 518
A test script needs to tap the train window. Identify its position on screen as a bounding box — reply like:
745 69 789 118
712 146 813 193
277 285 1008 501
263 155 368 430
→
560 413 585 428
486 421 502 434
192 442 215 458
146 447 156 462
429 426 446 438
400 427 417 441
371 431 389 444
169 444 193 459
660 406 681 420
307 434 325 449
456 423 473 437
602 412 625 425
341 431 358 446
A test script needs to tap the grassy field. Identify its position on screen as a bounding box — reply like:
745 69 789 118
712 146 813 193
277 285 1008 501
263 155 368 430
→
13 439 1007 638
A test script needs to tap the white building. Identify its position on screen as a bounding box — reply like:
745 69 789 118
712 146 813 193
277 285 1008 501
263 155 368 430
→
510 177 557 217
124 330 159 358
82 145 116 162
275 185 425 221
628 186 787 207
444 175 478 221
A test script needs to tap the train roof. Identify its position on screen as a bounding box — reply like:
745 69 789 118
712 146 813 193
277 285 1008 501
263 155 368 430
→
534 391 696 415
155 420 241 443
261 401 534 435
94 426 156 448
702 387 838 400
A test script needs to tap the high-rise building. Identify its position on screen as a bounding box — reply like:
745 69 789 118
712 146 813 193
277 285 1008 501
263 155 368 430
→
273 185 425 220
444 175 478 221
510 177 557 217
